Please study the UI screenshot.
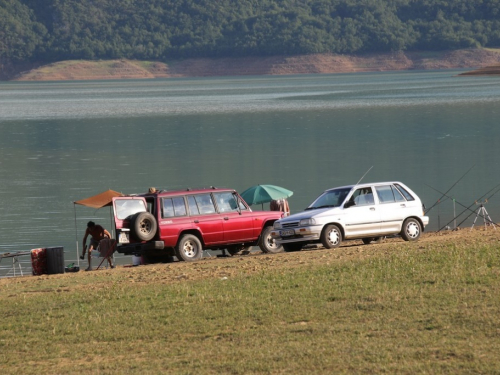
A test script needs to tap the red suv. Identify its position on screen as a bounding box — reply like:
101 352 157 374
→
112 187 284 262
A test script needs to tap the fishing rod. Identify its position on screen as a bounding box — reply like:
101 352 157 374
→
437 182 500 231
425 183 495 227
355 166 373 185
424 164 474 215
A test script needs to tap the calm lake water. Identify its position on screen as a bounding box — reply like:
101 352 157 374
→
1 70 500 276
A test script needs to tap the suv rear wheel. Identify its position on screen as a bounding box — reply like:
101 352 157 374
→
130 212 157 241
176 234 203 262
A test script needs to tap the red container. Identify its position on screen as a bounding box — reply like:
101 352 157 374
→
31 248 47 275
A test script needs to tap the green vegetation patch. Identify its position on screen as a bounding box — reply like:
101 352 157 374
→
1 242 499 374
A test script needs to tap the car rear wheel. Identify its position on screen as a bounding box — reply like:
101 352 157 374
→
283 243 303 252
176 234 203 261
130 212 157 241
258 226 283 254
321 224 342 249
401 218 421 241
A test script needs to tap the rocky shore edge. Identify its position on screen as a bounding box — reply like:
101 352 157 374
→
3 48 500 81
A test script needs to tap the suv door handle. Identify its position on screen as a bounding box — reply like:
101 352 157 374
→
224 217 229 220
370 207 375 211
194 220 199 223
400 204 406 207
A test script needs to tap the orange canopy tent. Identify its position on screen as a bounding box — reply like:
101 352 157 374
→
74 189 124 209
73 190 124 267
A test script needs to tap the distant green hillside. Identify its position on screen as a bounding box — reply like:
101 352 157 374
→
1 0 500 65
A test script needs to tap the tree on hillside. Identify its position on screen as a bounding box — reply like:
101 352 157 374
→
2 0 500 64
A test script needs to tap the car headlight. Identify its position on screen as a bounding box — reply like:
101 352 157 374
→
273 222 282 230
300 218 316 226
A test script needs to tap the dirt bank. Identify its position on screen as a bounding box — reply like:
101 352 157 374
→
8 48 500 81
459 64 500 75
1 228 498 288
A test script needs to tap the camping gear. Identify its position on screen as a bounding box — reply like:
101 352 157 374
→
31 248 47 276
46 247 65 274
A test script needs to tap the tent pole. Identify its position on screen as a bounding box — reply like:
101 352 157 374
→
109 206 115 264
74 203 79 267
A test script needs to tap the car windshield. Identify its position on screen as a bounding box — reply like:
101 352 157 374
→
115 199 147 220
307 187 351 210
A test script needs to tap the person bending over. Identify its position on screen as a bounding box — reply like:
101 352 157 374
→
80 221 112 271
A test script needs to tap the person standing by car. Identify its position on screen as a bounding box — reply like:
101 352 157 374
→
80 221 112 271
270 198 290 216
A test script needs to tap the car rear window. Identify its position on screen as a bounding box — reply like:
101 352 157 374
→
376 185 406 203
395 184 415 201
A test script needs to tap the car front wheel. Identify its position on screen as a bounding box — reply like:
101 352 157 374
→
321 224 342 249
401 218 422 241
176 234 203 261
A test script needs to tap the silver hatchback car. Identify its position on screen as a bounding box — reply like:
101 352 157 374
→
271 181 429 252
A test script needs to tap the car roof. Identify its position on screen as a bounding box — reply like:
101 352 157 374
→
325 181 405 192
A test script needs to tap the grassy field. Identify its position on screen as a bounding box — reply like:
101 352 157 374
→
1 230 499 374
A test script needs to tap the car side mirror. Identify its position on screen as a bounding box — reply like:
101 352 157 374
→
344 201 354 208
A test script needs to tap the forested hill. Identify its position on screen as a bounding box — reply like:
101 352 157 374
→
1 0 500 66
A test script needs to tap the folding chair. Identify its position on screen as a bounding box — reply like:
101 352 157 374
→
96 238 117 270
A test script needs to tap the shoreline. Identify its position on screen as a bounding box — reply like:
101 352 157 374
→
4 48 500 81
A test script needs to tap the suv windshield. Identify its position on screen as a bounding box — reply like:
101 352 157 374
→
115 199 147 220
307 187 351 210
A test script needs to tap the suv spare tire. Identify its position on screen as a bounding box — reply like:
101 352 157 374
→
130 212 157 241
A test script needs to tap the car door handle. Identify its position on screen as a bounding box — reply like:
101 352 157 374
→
370 207 376 211
400 204 406 207
194 220 199 223
224 217 229 220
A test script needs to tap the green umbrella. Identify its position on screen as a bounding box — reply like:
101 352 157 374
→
240 184 293 208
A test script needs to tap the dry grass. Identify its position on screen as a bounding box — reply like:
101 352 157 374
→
1 229 500 374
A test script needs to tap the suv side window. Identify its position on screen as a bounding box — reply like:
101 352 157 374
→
162 197 187 218
187 196 200 215
213 192 240 213
190 194 216 215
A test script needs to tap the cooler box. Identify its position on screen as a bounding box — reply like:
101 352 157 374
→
31 248 47 276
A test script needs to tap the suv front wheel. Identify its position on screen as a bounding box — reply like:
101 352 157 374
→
176 234 203 261
258 226 283 254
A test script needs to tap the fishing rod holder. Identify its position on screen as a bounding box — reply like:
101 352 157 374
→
471 199 497 231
